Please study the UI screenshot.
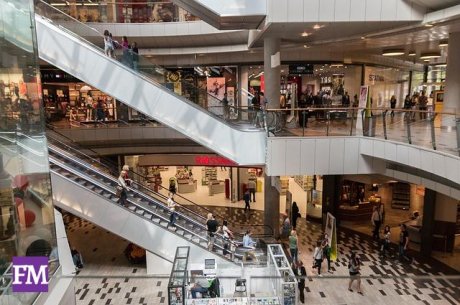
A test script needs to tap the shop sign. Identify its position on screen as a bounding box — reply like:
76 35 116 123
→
289 64 313 75
320 76 332 84
368 74 384 82
195 156 236 166
40 70 79 83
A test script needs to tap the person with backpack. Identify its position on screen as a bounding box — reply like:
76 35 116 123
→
348 252 363 294
312 241 323 275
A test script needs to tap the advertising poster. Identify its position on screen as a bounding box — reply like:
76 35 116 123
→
227 86 235 118
325 212 338 261
207 77 226 116
356 85 369 131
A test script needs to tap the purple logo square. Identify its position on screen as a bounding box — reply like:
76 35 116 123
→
12 256 49 292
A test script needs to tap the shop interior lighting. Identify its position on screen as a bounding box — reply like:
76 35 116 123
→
439 40 448 47
408 51 416 56
382 49 405 56
301 32 309 37
303 45 310 48
420 52 441 59
313 24 323 30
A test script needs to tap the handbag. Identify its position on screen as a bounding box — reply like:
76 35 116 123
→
116 186 123 197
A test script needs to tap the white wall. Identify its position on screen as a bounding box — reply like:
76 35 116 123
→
196 0 266 16
266 0 426 23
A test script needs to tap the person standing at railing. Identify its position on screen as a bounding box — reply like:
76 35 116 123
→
390 95 397 117
418 91 428 120
131 42 139 71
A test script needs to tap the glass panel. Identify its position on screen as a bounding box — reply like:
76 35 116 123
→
176 247 189 258
0 1 58 304
174 258 187 271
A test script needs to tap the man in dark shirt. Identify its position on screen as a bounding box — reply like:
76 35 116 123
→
399 224 412 263
206 214 220 251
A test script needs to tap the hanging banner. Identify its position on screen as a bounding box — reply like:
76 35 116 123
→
325 212 338 261
207 77 226 116
355 85 369 132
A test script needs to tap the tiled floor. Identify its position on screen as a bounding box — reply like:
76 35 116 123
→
64 205 460 305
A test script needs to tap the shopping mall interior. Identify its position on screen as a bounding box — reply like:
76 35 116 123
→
1 0 460 304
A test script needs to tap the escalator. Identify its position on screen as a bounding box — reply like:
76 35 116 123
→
48 140 267 265
34 0 266 166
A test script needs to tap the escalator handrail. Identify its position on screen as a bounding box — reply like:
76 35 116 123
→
49 163 240 259
35 0 263 132
45 128 226 222
48 145 213 232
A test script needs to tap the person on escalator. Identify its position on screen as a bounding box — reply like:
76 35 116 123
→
167 193 177 230
121 36 132 68
117 169 130 207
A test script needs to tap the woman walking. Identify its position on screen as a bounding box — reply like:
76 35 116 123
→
312 241 323 276
348 252 363 295
289 230 298 263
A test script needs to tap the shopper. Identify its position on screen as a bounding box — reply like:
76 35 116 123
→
390 95 397 117
243 189 251 212
206 213 220 251
342 91 350 106
169 177 176 194
291 202 300 229
222 93 230 120
289 230 298 263
322 233 332 273
131 42 139 71
348 252 363 295
242 230 258 263
312 241 323 276
247 179 256 202
380 225 391 257
371 206 382 240
410 93 418 121
418 91 428 120
121 36 132 68
71 247 84 269
250 91 260 122
296 261 307 303
222 220 234 258
280 215 291 240
167 193 177 229
103 30 114 58
95 98 105 122
117 169 130 207
399 224 412 263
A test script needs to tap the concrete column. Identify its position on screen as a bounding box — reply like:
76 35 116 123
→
420 189 436 257
263 37 281 109
321 176 340 228
443 31 460 127
239 66 249 108
264 175 280 238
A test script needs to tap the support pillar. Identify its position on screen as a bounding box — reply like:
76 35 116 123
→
408 71 413 96
420 189 436 257
264 175 280 238
321 176 340 229
263 38 281 109
443 31 460 127
360 64 366 86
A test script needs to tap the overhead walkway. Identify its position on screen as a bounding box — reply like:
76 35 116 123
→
34 1 266 166
48 141 266 264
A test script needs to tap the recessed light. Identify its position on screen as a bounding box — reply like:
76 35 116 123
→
382 49 405 56
439 40 448 47
424 23 433 27
420 52 441 59
408 51 416 56
303 45 310 48
361 36 366 40
313 24 322 30
301 32 309 37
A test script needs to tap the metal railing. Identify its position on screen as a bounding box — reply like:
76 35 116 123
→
265 107 460 157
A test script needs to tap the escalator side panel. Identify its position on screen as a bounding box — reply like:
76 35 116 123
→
50 171 228 265
36 16 266 165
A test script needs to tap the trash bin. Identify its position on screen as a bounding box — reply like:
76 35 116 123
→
363 116 376 137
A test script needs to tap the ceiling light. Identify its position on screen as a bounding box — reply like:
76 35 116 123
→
361 36 366 40
439 40 448 47
408 51 416 56
423 59 430 62
424 23 433 27
420 52 441 59
435 64 447 67
303 45 310 48
301 32 309 37
382 49 405 56
313 24 322 30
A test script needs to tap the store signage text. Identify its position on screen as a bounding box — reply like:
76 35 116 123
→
195 156 236 166
12 256 49 292
289 64 313 75
368 74 385 82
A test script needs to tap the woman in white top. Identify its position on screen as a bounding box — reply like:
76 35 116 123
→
222 220 234 258
103 30 114 58
167 193 177 229
312 241 323 275
117 170 129 206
